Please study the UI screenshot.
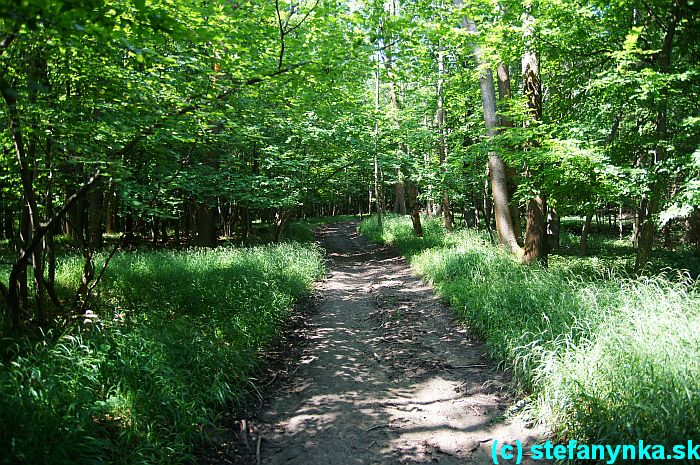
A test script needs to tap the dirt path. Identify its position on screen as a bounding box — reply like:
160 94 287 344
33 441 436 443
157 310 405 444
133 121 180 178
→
256 222 546 464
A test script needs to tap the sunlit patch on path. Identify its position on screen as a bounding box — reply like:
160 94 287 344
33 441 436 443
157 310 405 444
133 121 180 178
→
257 222 547 464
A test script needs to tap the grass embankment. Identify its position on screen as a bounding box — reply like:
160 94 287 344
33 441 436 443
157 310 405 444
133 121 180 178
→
360 214 700 446
1 242 324 464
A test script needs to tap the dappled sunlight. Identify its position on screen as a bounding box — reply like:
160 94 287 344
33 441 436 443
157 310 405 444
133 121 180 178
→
259 222 547 465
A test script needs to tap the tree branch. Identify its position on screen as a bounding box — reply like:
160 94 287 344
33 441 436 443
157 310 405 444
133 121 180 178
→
275 0 286 70
285 0 321 35
13 171 101 278
0 24 19 57
114 61 310 159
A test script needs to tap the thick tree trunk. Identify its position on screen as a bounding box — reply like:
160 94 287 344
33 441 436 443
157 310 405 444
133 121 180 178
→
524 195 547 265
196 203 217 247
271 208 290 243
393 178 407 215
635 198 657 270
688 207 700 249
483 177 494 243
521 4 548 264
160 219 168 244
68 193 87 244
489 156 521 252
406 179 423 237
505 166 523 246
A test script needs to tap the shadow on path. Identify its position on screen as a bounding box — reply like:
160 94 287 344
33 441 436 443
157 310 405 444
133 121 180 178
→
247 222 546 464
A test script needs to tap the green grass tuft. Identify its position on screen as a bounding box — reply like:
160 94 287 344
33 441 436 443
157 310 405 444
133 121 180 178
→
360 214 700 446
0 243 325 464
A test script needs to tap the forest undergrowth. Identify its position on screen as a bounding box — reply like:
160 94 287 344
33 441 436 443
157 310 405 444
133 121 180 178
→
0 236 324 464
360 214 700 446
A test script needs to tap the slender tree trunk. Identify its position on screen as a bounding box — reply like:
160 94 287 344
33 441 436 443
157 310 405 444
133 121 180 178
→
632 200 644 247
482 177 495 243
374 49 383 229
19 204 30 321
580 208 594 256
1 77 42 326
88 179 104 251
462 16 522 251
2 198 12 239
618 205 624 239
462 20 520 250
496 65 523 246
105 180 119 233
547 208 560 250
436 48 454 231
635 0 685 271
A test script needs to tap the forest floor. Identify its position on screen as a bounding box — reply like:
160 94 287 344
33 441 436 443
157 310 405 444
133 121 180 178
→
204 221 547 465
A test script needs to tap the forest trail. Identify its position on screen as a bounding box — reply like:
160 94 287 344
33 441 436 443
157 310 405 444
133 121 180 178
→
256 222 546 464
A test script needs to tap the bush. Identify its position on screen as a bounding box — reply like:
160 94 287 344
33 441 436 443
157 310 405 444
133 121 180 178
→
0 243 325 465
360 214 700 446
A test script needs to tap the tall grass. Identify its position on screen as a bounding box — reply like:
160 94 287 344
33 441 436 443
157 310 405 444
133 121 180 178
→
0 243 325 464
360 214 700 446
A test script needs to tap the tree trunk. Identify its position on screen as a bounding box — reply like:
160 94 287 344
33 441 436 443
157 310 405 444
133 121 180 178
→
687 207 700 249
242 206 252 240
105 180 119 233
524 195 547 265
662 221 672 249
547 208 560 250
69 193 87 244
521 3 548 264
436 48 454 231
19 204 30 320
489 156 521 252
632 200 644 247
580 208 594 256
406 179 423 237
88 179 104 251
2 199 12 239
635 0 685 271
373 48 383 229
271 208 289 243
618 205 624 239
196 203 217 247
393 178 407 215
